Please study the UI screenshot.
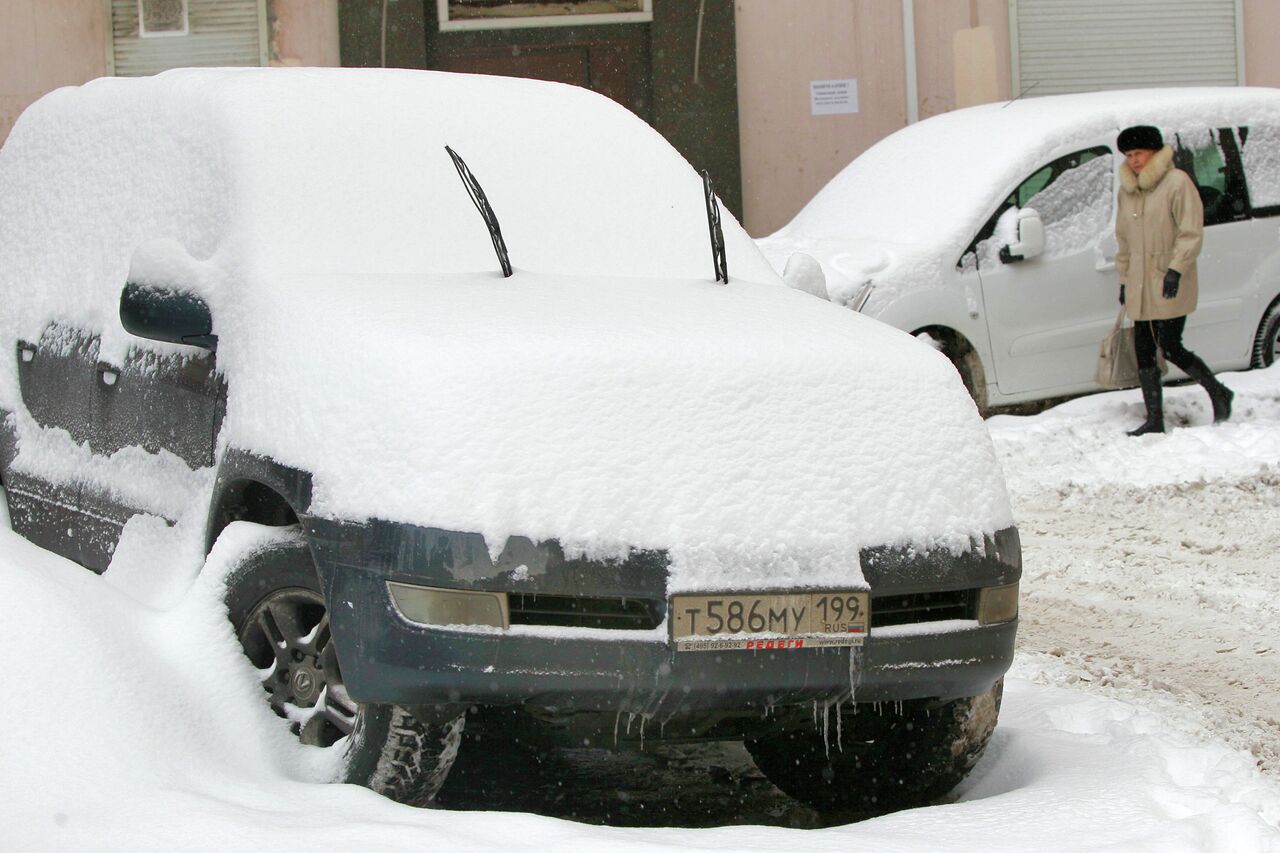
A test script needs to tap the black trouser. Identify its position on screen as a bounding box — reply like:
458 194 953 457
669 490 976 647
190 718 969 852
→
1134 316 1198 371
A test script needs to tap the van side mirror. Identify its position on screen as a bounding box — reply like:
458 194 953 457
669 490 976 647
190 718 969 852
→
119 281 217 351
782 252 829 300
999 208 1046 263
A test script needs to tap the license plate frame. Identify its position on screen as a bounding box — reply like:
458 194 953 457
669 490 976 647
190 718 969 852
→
670 590 870 652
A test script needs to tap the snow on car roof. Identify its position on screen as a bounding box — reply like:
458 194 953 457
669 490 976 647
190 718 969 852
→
773 87 1280 254
0 68 1011 588
0 67 776 350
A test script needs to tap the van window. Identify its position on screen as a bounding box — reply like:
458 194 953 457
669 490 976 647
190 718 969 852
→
1172 128 1249 226
962 146 1112 270
1238 125 1280 215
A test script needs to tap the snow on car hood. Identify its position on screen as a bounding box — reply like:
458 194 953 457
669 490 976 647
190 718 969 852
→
221 271 1012 592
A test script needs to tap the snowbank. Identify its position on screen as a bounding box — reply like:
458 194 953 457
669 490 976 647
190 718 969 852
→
989 364 1280 495
2 526 1277 851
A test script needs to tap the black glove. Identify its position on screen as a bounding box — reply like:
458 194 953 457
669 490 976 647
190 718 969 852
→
1163 269 1181 299
1119 284 1126 305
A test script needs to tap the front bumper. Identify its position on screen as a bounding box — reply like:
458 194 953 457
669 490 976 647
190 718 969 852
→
305 517 1020 715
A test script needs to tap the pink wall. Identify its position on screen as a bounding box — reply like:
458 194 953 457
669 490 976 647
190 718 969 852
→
735 0 1013 237
0 0 106 146
271 0 340 68
0 0 340 147
1243 0 1280 87
735 0 908 238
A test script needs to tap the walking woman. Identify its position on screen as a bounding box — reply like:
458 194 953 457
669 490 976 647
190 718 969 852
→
1115 124 1233 436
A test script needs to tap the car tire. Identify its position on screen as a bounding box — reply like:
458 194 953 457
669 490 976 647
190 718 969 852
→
221 522 464 806
1252 299 1280 368
745 679 1003 818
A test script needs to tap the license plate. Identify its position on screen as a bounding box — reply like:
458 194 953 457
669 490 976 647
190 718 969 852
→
671 591 870 652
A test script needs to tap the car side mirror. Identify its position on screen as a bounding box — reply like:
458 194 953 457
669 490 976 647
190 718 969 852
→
782 252 829 300
119 281 217 351
999 208 1046 264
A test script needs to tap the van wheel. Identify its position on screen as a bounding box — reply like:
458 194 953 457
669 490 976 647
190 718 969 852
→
745 679 1002 818
1253 300 1280 368
917 329 988 415
221 522 464 806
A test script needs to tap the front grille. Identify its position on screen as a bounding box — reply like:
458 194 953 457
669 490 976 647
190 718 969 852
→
508 593 663 630
870 589 975 627
506 589 974 632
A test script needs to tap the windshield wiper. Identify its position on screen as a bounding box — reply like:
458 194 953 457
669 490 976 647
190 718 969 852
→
702 170 728 284
446 145 512 278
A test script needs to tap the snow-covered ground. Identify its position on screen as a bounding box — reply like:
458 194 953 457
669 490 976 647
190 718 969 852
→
3 367 1280 851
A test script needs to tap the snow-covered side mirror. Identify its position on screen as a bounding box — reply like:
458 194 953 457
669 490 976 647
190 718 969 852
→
782 252 829 300
1000 208 1046 263
120 281 217 351
120 239 218 350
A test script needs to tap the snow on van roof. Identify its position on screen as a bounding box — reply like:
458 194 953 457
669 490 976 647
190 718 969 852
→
0 67 776 350
0 68 1012 589
772 87 1280 254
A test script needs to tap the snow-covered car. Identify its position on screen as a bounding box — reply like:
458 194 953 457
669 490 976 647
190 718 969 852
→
0 68 1019 817
760 88 1280 412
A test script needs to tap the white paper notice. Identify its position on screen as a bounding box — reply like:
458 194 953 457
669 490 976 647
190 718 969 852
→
810 79 859 116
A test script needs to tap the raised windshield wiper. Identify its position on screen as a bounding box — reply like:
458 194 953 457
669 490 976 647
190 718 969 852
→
446 145 512 278
702 169 728 284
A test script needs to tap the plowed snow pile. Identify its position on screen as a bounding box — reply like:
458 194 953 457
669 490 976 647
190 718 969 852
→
990 365 1280 781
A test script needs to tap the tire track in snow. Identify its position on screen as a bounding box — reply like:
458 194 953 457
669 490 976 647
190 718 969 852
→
1012 473 1280 775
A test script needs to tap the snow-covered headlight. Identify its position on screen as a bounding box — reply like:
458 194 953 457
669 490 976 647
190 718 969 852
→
387 582 509 628
977 582 1019 625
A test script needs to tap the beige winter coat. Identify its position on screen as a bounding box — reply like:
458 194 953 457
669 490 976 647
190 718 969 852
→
1115 144 1204 321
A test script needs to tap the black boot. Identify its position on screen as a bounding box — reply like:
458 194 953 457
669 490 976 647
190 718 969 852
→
1182 356 1233 423
1127 368 1165 436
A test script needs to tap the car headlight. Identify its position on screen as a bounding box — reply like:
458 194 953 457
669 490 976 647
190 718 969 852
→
977 582 1019 625
387 582 509 628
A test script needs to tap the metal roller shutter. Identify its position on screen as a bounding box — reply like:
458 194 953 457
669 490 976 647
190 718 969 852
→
1011 0 1244 96
108 0 268 77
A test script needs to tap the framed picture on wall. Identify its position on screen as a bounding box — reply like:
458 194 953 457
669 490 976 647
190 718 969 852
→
439 1 653 32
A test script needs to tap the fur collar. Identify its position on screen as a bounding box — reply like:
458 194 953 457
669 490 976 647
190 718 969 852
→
1119 144 1174 193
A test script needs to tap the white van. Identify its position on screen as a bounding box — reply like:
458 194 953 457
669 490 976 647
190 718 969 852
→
760 88 1280 411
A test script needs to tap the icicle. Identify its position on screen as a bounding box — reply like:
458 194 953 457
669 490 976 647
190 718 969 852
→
847 645 864 707
836 698 844 753
613 711 622 747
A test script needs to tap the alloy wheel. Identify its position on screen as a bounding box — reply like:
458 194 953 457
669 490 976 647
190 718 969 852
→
238 588 360 747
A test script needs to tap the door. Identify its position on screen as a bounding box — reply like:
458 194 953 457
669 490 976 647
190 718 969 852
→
973 145 1119 396
1172 126 1264 367
10 322 223 572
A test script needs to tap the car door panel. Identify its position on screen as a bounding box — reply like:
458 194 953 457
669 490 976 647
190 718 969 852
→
8 321 224 572
975 146 1118 395
1171 127 1258 367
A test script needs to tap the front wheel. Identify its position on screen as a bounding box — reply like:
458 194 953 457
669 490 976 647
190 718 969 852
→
745 679 1003 818
221 522 464 805
1253 300 1280 368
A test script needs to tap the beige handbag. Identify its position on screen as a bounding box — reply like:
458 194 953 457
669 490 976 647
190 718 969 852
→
1096 307 1167 390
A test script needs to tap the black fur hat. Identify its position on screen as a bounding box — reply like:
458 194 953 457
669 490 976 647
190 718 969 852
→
1117 125 1164 153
